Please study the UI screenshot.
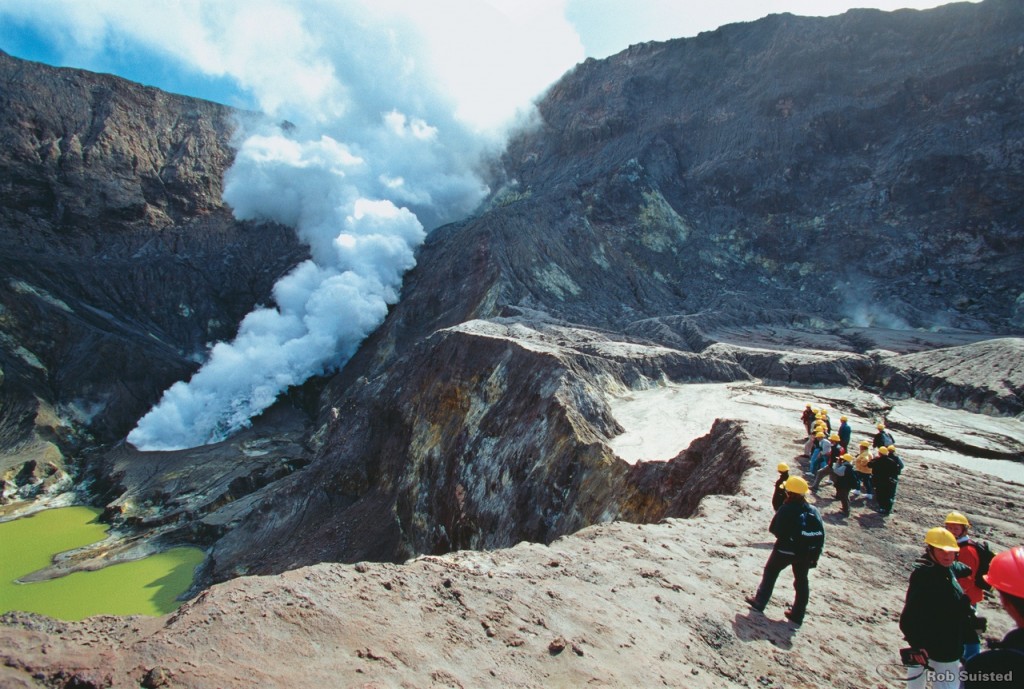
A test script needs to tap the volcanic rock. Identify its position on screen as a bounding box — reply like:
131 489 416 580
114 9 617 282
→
0 49 307 496
0 9 1022 682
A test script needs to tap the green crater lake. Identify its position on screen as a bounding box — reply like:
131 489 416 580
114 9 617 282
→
0 506 204 621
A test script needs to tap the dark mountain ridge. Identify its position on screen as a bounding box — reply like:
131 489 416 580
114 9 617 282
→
0 1 1022 586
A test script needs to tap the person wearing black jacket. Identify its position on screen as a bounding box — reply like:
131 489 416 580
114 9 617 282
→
869 446 903 516
873 422 895 448
745 476 825 626
900 527 983 689
772 463 790 512
965 545 1024 687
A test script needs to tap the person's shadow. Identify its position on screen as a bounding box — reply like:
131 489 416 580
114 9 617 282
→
857 511 887 529
732 611 797 650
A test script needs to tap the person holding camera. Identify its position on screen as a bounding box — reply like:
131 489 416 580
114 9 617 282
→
899 527 986 689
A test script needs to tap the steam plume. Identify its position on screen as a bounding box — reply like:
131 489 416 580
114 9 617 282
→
111 1 583 449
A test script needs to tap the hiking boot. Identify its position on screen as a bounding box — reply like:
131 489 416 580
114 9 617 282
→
744 596 765 612
784 609 803 626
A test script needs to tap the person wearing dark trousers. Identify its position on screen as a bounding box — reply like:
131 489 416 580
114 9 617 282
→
831 453 856 516
869 446 903 515
745 476 825 626
838 415 852 449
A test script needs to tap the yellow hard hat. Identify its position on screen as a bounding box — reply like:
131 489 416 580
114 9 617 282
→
839 453 853 462
859 439 871 446
876 423 885 430
784 476 809 495
777 462 790 472
878 446 889 455
840 415 848 421
829 433 841 441
806 403 812 408
815 432 825 438
944 511 970 527
925 527 960 552
887 445 896 452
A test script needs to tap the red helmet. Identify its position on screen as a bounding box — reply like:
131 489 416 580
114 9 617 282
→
984 545 1024 598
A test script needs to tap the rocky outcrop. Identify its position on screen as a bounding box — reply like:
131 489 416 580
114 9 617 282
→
873 338 1024 416
492 0 1024 332
206 321 753 579
0 51 307 492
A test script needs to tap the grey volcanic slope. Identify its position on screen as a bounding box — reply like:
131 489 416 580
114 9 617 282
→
198 1 1024 579
372 0 1024 360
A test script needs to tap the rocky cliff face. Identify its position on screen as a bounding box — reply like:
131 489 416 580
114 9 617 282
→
0 51 308 499
496 0 1024 333
1 1 1023 593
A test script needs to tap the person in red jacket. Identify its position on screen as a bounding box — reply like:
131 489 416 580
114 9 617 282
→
945 511 986 661
964 546 1024 687
801 403 816 434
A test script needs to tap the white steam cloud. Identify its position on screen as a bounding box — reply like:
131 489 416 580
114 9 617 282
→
0 0 583 449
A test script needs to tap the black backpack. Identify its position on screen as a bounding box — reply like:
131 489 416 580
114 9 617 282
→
971 540 996 591
794 506 825 559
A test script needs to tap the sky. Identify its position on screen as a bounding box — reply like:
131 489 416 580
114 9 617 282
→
0 0 974 450
0 0 973 132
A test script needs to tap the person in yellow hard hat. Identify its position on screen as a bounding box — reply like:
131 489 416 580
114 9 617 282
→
804 419 826 457
809 431 831 479
899 528 985 689
943 512 987 661
838 415 852 449
869 445 903 516
831 453 856 516
811 432 845 492
964 546 1024 686
873 421 895 449
745 476 825 626
773 463 791 511
851 439 873 502
801 404 815 434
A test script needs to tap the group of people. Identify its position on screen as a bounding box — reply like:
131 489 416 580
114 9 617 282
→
900 516 1023 687
743 404 1024 687
798 403 903 516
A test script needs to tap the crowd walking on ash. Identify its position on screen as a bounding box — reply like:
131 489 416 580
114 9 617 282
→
744 404 1024 687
